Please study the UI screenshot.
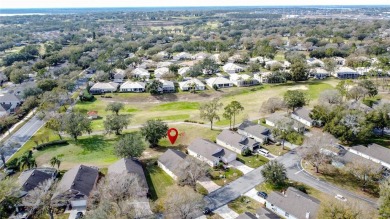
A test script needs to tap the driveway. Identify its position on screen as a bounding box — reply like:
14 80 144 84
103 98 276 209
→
213 205 239 219
229 160 254 174
198 177 221 193
244 188 265 204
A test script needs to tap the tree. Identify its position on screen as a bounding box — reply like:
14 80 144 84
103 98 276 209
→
347 86 368 101
147 80 163 95
105 102 124 115
22 179 56 219
319 89 343 105
283 90 308 111
17 151 37 171
318 198 368 219
61 112 91 141
104 115 130 135
336 80 353 99
114 133 145 158
0 178 18 218
300 133 334 173
200 98 223 130
49 156 61 169
347 158 381 191
290 61 309 81
177 157 209 188
323 58 337 74
272 118 294 150
261 160 287 187
358 80 378 97
0 178 17 201
163 185 205 219
10 68 27 84
379 178 390 219
37 79 58 92
366 106 390 136
260 97 285 113
45 117 63 140
223 101 244 129
140 119 168 147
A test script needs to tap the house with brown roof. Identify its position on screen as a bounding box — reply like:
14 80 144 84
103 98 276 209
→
188 138 236 167
216 130 260 154
264 187 320 219
348 143 390 169
107 158 148 195
87 111 98 119
158 149 187 180
51 165 99 208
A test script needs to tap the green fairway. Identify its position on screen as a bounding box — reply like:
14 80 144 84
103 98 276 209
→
151 102 200 111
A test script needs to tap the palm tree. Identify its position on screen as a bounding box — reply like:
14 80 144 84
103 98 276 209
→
17 153 37 171
50 156 61 169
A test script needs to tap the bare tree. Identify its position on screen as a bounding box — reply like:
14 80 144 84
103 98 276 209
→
300 133 334 173
177 157 209 188
318 196 372 219
347 86 368 101
261 97 286 113
22 179 55 219
347 158 381 191
272 118 294 150
163 185 205 219
319 89 343 105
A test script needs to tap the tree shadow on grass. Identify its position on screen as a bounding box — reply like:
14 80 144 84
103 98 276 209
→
76 135 113 152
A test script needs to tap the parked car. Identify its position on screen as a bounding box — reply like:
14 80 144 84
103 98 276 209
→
75 212 84 219
257 191 268 199
335 194 347 202
203 207 211 215
257 148 269 157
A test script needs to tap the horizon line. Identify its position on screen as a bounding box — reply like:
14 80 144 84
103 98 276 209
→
1 5 390 10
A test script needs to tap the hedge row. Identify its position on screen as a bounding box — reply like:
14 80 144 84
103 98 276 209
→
34 140 68 150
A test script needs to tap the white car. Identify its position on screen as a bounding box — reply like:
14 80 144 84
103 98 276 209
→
257 148 269 157
335 194 347 202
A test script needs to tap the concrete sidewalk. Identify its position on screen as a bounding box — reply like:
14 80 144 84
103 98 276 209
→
213 205 239 219
0 108 37 142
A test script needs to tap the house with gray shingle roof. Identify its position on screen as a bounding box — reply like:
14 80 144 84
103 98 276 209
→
265 187 320 219
291 107 314 127
216 130 260 154
89 82 119 94
348 143 390 169
0 93 22 115
188 138 236 167
256 208 281 219
158 149 187 180
51 165 99 207
18 169 55 193
238 121 270 144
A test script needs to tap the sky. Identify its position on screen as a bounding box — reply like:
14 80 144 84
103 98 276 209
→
0 0 389 9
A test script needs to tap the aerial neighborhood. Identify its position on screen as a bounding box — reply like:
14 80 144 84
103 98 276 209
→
0 5 390 219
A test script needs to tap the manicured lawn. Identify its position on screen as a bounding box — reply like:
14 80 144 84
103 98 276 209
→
262 144 289 156
33 135 119 170
228 196 262 214
150 102 200 111
144 161 175 200
208 167 243 186
152 114 190 121
236 154 269 168
196 183 209 195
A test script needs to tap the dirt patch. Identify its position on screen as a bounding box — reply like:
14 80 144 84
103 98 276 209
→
287 85 308 91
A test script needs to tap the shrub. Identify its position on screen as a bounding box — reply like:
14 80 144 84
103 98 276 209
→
34 140 68 150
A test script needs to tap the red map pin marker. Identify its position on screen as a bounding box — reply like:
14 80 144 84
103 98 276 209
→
167 128 178 144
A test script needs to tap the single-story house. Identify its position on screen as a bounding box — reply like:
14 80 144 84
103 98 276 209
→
237 120 270 144
306 58 324 67
265 187 320 219
254 72 273 84
192 52 209 60
348 144 390 169
223 63 244 74
291 107 314 127
228 54 244 63
255 208 281 219
132 68 150 79
157 61 173 68
51 165 99 208
89 82 119 94
265 60 282 69
266 113 305 133
206 77 234 88
158 79 175 93
0 93 22 115
188 138 237 167
179 78 206 91
346 100 373 113
154 67 170 78
139 60 157 69
107 158 148 196
158 149 187 180
209 54 222 64
87 111 98 119
178 67 191 76
18 168 56 194
216 130 260 154
334 57 346 66
249 56 268 64
120 81 146 93
335 67 359 79
113 69 125 83
157 51 169 59
310 68 330 79
173 52 192 61
229 73 259 87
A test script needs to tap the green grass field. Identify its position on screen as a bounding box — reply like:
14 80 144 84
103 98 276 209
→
236 154 269 168
209 167 243 186
144 162 175 200
228 196 261 214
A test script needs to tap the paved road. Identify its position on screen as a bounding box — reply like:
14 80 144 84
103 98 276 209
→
1 116 45 164
204 149 378 211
